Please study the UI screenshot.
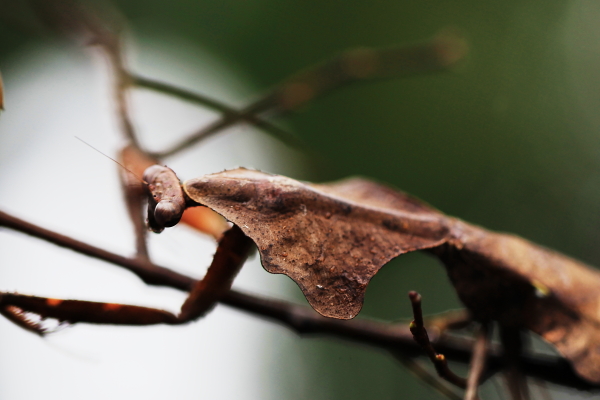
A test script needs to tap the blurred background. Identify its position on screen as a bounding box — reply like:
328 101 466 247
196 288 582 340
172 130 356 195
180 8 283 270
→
1 0 600 399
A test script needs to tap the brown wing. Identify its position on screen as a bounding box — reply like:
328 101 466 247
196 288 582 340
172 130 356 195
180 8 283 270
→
183 168 451 319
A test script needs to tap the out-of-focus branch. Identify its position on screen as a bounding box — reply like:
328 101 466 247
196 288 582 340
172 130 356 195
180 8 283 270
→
29 0 140 149
0 209 597 392
30 0 161 261
0 70 4 110
26 0 304 153
152 32 468 158
394 355 463 400
131 74 304 150
27 2 467 161
0 210 191 291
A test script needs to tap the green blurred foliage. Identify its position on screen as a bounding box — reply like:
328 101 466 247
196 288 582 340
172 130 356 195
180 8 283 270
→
2 0 599 398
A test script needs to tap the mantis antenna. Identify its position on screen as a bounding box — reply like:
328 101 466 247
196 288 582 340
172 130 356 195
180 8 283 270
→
75 136 148 185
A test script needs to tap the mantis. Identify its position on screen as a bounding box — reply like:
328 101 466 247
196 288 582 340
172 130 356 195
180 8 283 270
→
3 161 600 390
3 2 600 399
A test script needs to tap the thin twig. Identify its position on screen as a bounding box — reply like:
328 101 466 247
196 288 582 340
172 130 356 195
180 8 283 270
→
153 34 467 158
132 74 246 114
83 8 141 150
0 70 4 110
131 74 304 150
409 291 467 389
110 52 141 150
0 210 190 291
0 209 597 391
149 100 289 158
394 354 463 400
464 322 491 400
28 0 153 261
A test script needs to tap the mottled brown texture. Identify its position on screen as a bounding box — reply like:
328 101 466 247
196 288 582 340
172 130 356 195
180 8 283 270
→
183 168 451 319
143 165 186 232
434 221 600 383
120 146 228 239
180 167 600 383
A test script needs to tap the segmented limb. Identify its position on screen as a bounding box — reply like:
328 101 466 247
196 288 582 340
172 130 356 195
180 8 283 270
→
464 322 491 400
500 326 530 400
0 225 253 334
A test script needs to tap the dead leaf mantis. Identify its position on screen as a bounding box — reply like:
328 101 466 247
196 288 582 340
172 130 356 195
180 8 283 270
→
2 2 600 399
3 160 600 392
144 165 600 387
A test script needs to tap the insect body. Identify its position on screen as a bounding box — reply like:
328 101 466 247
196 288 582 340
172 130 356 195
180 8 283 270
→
147 165 600 383
2 165 600 385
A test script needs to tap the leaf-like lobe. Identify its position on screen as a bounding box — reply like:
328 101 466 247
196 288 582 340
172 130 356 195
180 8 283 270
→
184 168 450 319
180 167 600 382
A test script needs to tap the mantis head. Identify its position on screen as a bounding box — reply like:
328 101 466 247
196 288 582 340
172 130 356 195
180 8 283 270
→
143 165 187 233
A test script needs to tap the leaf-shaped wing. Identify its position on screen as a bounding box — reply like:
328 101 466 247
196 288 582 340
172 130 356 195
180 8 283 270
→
183 168 451 319
180 167 600 382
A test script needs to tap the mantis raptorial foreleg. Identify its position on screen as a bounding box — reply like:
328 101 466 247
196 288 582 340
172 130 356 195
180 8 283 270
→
0 225 253 334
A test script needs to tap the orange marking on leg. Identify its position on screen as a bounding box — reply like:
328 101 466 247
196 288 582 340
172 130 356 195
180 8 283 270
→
46 298 63 307
102 303 122 311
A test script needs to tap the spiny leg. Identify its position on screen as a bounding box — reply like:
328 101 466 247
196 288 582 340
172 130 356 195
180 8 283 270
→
0 296 178 334
179 224 254 320
0 225 254 334
464 322 491 400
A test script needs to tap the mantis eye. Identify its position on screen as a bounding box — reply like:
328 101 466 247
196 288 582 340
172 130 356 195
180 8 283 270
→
154 200 184 228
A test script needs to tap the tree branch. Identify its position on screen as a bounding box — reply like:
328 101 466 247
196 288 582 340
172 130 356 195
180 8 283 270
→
131 74 304 150
152 33 467 158
0 209 597 392
394 355 463 400
408 291 467 389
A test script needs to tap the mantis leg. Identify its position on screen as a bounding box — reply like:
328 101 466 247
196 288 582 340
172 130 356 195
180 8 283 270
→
178 224 254 321
0 225 254 335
